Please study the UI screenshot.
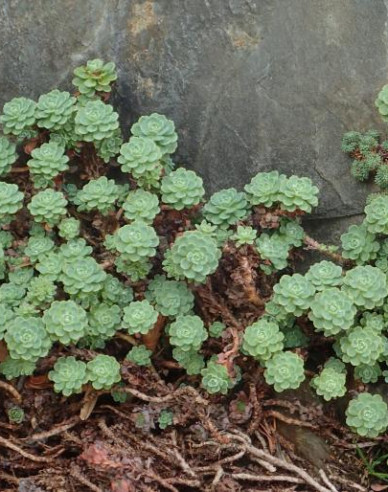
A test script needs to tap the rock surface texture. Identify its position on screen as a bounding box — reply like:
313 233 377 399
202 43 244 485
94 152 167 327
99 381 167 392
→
1 0 388 227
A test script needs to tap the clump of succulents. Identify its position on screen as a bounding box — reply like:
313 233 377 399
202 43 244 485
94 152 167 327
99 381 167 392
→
256 232 292 271
264 351 305 392
203 188 248 226
242 318 284 362
122 189 160 223
126 345 152 366
49 356 88 396
131 113 178 155
305 261 343 290
0 97 36 135
35 90 76 130
112 222 159 262
4 317 52 361
346 393 388 437
230 225 257 246
161 168 205 210
0 182 24 224
118 137 162 179
28 189 67 226
122 300 158 335
75 176 120 214
272 274 316 316
201 361 232 395
86 354 121 390
311 366 347 401
28 142 70 188
339 326 384 366
169 315 208 351
72 59 117 97
342 265 387 309
43 300 88 344
74 100 119 142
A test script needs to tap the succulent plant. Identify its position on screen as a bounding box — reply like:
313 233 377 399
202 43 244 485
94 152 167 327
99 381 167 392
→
118 136 162 177
360 312 385 333
28 142 69 188
0 97 36 135
158 409 174 429
351 160 370 182
26 276 56 306
256 232 291 271
0 231 13 249
244 171 286 207
35 89 76 130
72 59 117 97
339 326 384 366
203 188 248 226
340 224 380 264
76 176 120 215
8 267 34 286
0 357 36 380
86 354 121 390
324 357 346 373
279 219 305 247
113 222 159 262
58 217 80 240
131 113 178 155
49 356 88 396
5 316 52 361
208 321 226 338
0 283 26 308
60 238 93 261
161 168 205 210
201 361 232 395
230 225 257 247
169 315 208 351
308 288 356 336
101 274 134 307
281 323 309 349
122 300 158 335
172 347 205 375
354 363 382 384
28 189 67 226
364 195 388 234
0 304 14 339
272 274 316 316
43 300 88 344
311 367 347 401
126 345 152 366
146 277 194 317
375 85 388 122
61 257 106 295
122 189 160 223
242 318 284 361
95 131 123 163
0 136 17 176
346 393 388 437
7 406 25 424
88 303 121 339
342 265 387 310
35 252 63 281
341 131 361 152
375 165 388 189
278 176 319 212
305 261 343 290
264 351 305 392
25 236 55 263
0 182 24 224
74 100 119 142
163 231 221 284
115 257 152 282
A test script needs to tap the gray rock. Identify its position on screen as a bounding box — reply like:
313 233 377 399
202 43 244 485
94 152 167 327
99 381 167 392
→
1 0 387 228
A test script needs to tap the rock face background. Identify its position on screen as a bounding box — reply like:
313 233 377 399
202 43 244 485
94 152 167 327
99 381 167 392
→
1 0 388 237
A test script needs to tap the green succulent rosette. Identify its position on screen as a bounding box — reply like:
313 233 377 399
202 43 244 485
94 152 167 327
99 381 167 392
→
122 189 160 223
0 97 36 135
308 288 356 336
169 315 208 351
28 142 69 188
0 136 17 176
364 195 388 234
242 318 284 361
118 136 162 177
256 232 291 271
60 238 93 262
305 261 343 291
26 276 56 306
161 168 205 210
58 217 80 240
272 274 315 316
172 347 205 375
278 219 305 247
101 274 133 307
278 175 319 213
281 323 309 349
360 312 385 333
339 326 384 366
95 131 123 163
126 345 152 366
75 176 119 215
342 265 387 310
49 356 88 396
146 277 194 317
340 224 380 264
354 363 382 384
43 300 89 344
35 89 76 130
131 113 178 155
72 59 117 97
324 357 346 373
115 257 152 282
375 85 388 122
0 304 14 340
4 316 52 362
346 393 388 437
112 222 159 261
264 351 305 392
88 303 121 339
0 182 24 224
35 252 63 281
230 226 257 247
25 236 55 263
201 361 231 395
7 406 24 424
8 267 34 286
122 300 158 335
311 367 346 401
49 116 79 150
158 410 174 429
203 188 248 226
0 283 26 308
28 189 67 226
341 131 361 152
0 357 36 380
74 100 119 142
60 257 106 295
86 354 121 390
0 231 13 249
244 171 286 207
